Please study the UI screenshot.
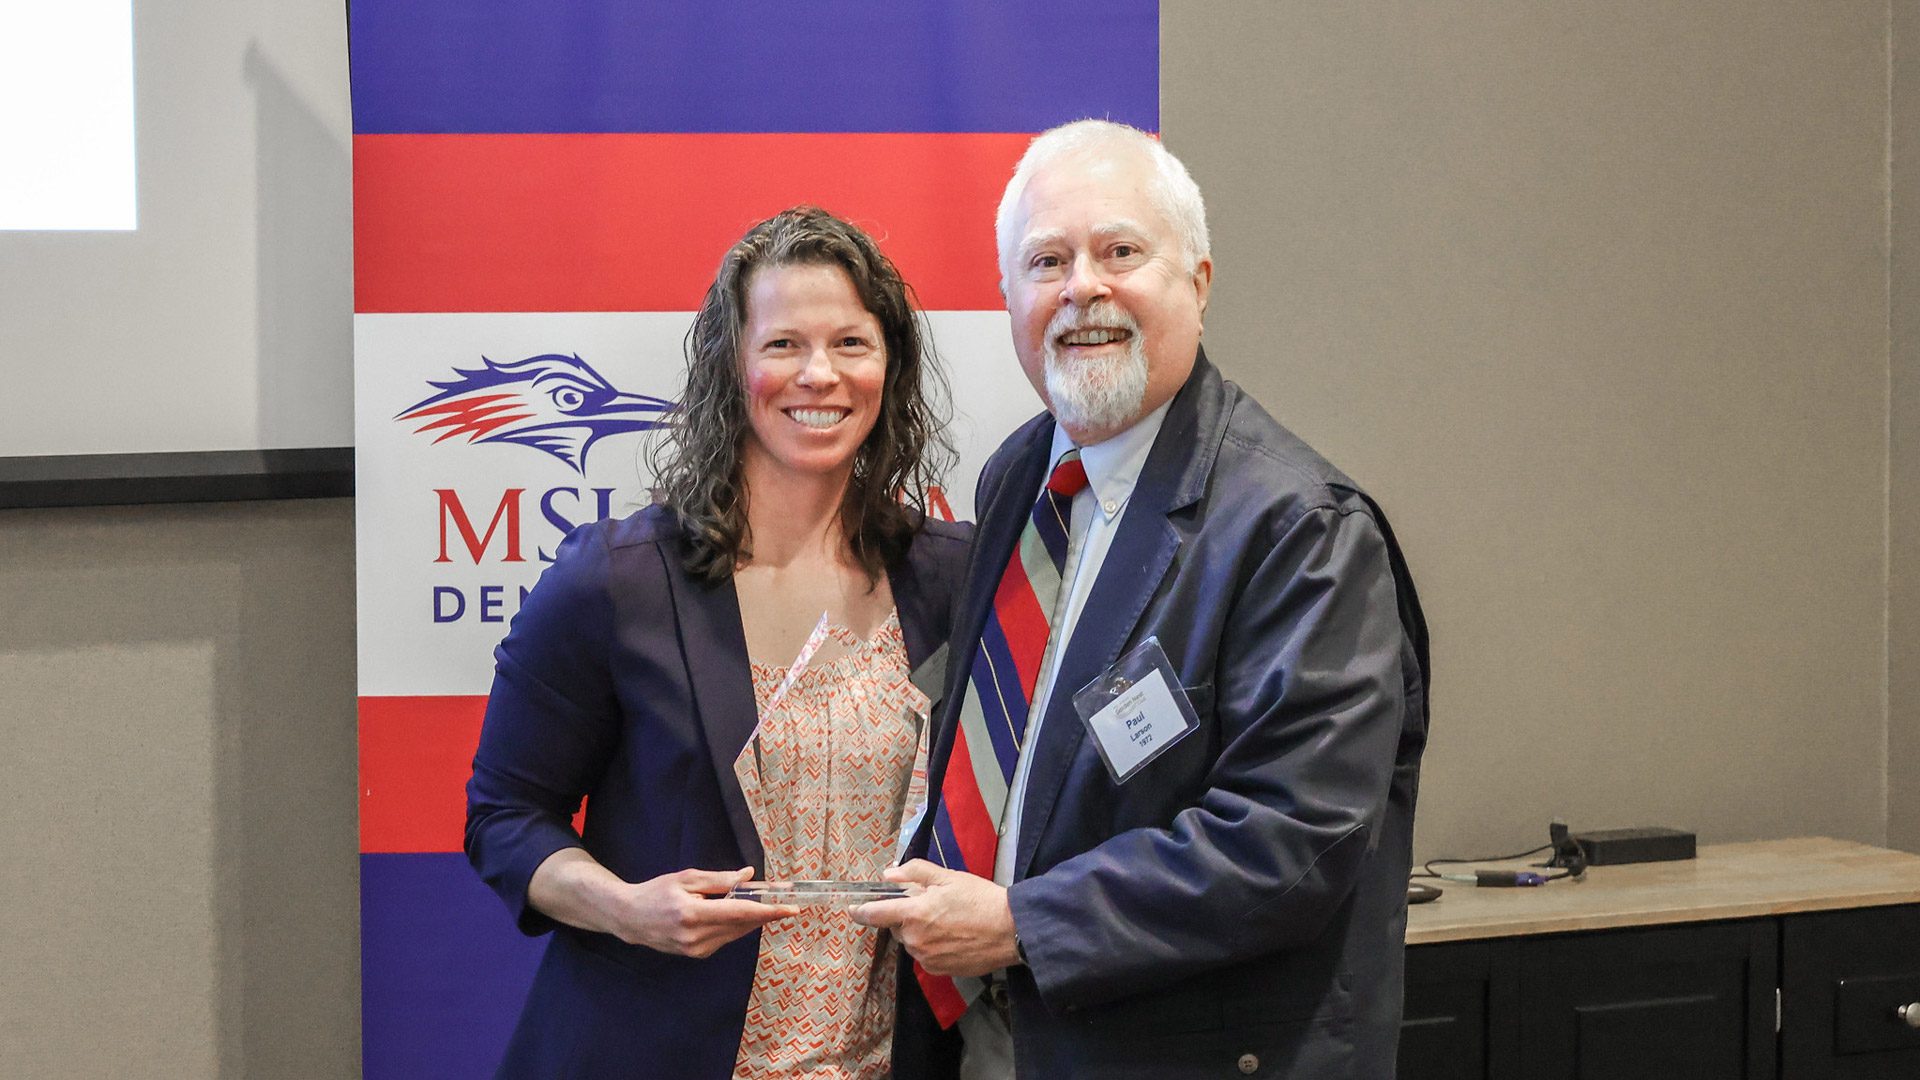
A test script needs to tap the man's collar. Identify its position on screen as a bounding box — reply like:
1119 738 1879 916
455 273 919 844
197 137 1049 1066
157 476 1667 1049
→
1048 399 1173 520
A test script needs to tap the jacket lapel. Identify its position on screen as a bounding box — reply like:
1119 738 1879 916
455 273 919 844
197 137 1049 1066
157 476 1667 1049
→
1013 352 1231 880
661 560 766 872
888 521 943 674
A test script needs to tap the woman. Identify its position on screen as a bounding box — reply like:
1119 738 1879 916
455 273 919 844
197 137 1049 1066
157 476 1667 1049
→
465 207 968 1078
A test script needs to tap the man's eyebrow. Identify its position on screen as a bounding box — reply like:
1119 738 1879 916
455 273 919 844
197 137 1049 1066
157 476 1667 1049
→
1092 220 1150 241
1017 228 1067 260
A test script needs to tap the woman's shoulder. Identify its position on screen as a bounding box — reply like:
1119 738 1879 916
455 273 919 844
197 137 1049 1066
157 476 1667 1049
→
902 513 973 578
538 503 682 590
912 514 974 548
596 501 683 551
895 513 973 603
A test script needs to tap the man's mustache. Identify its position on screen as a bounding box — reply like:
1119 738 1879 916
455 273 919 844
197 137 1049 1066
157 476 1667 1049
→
1046 301 1141 341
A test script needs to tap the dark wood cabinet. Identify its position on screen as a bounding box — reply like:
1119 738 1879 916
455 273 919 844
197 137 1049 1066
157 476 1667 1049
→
1514 920 1776 1080
1402 921 1774 1080
1399 940 1519 1079
1780 904 1920 1078
1401 903 1920 1080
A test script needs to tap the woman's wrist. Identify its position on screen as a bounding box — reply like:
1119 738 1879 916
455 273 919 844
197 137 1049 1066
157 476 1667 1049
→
528 846 623 936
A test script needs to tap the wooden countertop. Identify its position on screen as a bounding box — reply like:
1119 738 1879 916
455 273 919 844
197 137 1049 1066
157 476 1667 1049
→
1406 837 1920 946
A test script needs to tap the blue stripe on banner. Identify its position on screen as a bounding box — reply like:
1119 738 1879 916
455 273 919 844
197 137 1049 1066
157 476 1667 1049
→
361 853 546 1080
350 0 1159 134
972 618 1030 775
1032 493 1071 571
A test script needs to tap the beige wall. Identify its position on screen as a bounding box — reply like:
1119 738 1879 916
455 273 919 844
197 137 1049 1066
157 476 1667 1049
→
1163 1 1893 860
0 4 1907 1076
1894 0 1920 855
0 501 359 1076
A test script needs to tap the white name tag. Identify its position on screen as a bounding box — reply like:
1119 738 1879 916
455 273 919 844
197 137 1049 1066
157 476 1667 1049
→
1072 637 1200 784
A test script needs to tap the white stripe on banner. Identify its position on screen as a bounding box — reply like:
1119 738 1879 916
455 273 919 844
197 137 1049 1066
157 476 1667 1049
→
354 310 1040 697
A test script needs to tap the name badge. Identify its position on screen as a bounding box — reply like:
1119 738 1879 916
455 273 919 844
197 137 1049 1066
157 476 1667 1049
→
1072 637 1200 784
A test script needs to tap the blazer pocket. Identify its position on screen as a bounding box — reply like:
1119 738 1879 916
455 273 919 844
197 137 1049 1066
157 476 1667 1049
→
1178 681 1214 722
566 927 679 987
1078 980 1223 1036
1105 681 1213 788
1221 967 1352 1027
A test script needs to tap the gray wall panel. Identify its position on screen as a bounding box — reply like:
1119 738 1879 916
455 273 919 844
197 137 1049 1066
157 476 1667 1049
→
1162 1 1891 860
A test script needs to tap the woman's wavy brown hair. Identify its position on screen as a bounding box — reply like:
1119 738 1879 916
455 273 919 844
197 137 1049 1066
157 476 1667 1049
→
649 207 955 584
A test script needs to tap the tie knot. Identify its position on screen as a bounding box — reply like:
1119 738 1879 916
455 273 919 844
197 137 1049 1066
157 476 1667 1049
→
1046 452 1089 498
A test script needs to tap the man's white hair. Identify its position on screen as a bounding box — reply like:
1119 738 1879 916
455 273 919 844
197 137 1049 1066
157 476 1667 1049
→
994 119 1211 285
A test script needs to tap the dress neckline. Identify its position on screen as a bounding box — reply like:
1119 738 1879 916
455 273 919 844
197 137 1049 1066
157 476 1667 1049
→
746 608 902 677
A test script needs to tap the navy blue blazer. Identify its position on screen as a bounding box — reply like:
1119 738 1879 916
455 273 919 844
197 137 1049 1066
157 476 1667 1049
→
895 352 1430 1079
466 505 971 1079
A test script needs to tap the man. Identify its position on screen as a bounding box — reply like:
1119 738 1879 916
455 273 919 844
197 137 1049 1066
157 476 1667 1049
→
855 120 1429 1079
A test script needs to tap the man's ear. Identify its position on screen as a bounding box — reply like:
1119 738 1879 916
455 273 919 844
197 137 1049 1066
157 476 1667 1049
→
1192 258 1214 317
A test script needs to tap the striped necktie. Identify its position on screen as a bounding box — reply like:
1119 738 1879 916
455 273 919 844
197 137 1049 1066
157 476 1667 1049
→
917 449 1089 1025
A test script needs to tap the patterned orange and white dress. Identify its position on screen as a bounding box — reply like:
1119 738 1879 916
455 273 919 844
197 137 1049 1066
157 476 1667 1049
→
731 611 930 1080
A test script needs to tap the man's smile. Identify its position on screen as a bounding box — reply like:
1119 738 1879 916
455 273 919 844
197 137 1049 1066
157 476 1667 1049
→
1055 327 1135 349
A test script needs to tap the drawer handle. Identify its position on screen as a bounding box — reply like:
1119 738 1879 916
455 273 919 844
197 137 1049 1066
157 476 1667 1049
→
1900 1003 1920 1030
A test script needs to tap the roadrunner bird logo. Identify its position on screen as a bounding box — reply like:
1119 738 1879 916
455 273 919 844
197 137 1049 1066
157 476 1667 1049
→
397 354 675 474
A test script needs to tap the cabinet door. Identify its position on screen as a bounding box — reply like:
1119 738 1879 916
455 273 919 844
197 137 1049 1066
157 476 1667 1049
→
1781 903 1920 1078
1399 940 1521 1080
1516 920 1777 1080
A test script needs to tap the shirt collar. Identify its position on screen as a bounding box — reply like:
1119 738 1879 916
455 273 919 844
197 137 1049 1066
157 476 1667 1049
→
1047 399 1172 522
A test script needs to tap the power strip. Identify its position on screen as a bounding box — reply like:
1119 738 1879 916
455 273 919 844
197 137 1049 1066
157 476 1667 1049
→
1570 826 1696 866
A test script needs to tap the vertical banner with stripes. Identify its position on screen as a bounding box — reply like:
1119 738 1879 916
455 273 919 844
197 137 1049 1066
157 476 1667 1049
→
349 3 1158 1074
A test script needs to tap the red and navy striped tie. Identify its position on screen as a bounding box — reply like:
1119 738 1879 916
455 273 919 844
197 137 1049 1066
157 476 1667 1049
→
917 450 1089 1025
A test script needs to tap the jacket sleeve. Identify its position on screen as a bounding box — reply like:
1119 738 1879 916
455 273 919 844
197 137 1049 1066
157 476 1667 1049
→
1008 503 1408 1010
464 523 622 936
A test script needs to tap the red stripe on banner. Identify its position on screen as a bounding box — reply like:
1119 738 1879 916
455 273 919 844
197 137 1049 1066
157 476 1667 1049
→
991 551 1051 695
939 735 1000 875
354 132 1028 313
359 695 487 854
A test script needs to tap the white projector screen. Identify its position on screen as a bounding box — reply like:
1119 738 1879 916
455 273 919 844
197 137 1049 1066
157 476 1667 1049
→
0 1 137 231
0 0 353 469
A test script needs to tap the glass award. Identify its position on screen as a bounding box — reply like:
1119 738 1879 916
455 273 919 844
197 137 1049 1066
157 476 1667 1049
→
728 880 914 906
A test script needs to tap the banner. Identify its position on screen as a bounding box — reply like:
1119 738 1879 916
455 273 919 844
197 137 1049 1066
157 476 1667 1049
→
350 3 1158 1074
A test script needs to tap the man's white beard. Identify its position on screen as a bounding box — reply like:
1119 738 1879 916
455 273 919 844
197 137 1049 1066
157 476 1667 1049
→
1042 303 1149 436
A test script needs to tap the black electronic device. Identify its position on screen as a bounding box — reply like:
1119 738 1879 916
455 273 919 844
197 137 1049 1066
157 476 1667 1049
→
1570 826 1696 866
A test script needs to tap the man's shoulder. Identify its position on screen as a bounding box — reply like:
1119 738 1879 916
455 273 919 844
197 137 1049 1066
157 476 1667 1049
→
1208 380 1372 525
985 411 1053 472
976 410 1054 502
